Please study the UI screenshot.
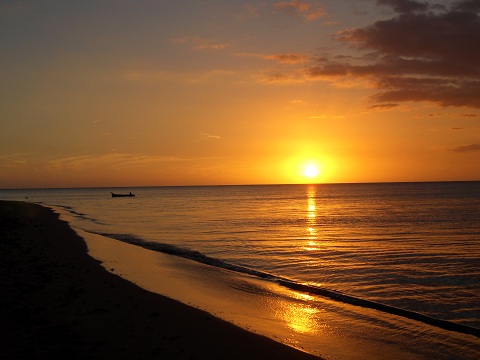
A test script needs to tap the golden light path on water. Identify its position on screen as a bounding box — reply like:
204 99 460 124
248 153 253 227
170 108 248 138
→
304 186 321 252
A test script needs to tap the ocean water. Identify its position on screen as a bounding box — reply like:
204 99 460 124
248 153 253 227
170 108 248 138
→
1 182 479 359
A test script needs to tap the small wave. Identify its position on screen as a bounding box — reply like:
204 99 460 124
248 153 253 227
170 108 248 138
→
93 232 279 281
93 231 480 339
53 204 104 225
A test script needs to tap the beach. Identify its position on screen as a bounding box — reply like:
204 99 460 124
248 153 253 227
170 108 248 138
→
0 200 320 359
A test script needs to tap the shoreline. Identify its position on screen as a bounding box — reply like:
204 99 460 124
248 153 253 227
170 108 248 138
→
0 200 320 359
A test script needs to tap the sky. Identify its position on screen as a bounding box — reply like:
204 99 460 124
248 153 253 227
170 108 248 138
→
1 0 479 188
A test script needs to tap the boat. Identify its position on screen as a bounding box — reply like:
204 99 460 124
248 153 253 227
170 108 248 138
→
111 192 135 197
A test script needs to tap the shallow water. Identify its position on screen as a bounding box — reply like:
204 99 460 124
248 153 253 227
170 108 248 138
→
2 182 479 359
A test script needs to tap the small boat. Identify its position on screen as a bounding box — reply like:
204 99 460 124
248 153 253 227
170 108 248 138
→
111 192 135 197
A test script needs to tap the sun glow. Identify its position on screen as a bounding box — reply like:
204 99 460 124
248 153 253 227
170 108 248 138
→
302 164 321 179
284 156 331 184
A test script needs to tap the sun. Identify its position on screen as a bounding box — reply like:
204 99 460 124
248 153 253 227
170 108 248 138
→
302 164 320 179
284 157 327 183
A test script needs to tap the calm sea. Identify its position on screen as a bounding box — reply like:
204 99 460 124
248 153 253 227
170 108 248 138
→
1 182 479 359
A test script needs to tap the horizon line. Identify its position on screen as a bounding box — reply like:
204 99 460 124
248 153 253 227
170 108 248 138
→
1 179 479 191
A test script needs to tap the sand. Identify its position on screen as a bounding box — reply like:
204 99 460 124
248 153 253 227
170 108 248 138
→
0 200 320 359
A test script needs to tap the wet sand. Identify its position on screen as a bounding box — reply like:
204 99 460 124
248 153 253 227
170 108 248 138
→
0 201 320 359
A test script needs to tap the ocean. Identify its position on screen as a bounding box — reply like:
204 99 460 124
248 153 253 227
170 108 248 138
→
1 182 479 359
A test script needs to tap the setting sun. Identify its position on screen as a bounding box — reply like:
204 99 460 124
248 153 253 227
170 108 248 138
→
284 157 328 184
302 164 321 179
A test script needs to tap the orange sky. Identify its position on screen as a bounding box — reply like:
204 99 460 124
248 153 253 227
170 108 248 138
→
1 0 479 188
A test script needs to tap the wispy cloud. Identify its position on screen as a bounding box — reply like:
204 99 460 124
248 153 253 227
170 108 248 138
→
45 153 189 171
171 36 229 50
0 153 29 167
201 132 221 140
0 153 230 177
123 69 234 84
309 114 326 119
0 153 189 172
239 4 261 19
238 52 310 64
123 71 173 82
290 99 307 105
258 69 307 84
274 0 326 21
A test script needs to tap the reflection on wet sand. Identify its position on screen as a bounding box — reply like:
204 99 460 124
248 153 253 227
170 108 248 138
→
281 302 320 333
274 291 320 334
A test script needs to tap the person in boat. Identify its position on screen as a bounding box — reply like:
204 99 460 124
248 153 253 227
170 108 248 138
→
129 192 132 196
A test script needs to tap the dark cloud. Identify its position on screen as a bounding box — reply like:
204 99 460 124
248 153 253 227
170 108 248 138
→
451 143 480 152
305 0 480 109
369 103 399 109
377 0 429 14
452 0 480 11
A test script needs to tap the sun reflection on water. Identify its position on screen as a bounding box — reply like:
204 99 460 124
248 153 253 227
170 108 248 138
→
304 185 320 250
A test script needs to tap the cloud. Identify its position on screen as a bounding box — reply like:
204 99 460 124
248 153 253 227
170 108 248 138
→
45 153 188 171
274 0 326 21
171 37 228 50
123 71 173 82
258 69 306 84
238 52 310 64
0 153 29 168
349 0 480 108
290 99 307 105
309 114 327 119
368 103 399 110
239 4 261 19
123 69 234 84
264 53 310 64
201 132 221 140
296 0 480 109
452 0 480 12
451 143 480 153
1 153 228 179
376 0 429 14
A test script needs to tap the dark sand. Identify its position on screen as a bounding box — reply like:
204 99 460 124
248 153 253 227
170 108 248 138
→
0 201 320 359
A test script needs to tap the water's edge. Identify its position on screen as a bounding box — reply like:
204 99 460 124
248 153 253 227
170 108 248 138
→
93 230 480 338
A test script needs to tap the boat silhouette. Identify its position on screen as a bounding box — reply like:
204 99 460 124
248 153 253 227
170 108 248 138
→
111 192 135 197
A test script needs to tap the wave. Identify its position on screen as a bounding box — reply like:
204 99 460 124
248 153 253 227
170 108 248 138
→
48 204 105 225
90 231 479 339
